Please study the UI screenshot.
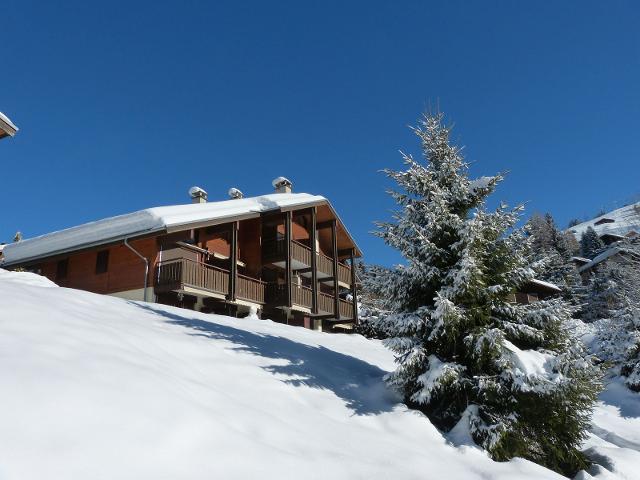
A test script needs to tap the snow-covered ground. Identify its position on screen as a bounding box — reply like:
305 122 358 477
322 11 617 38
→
1 269 639 480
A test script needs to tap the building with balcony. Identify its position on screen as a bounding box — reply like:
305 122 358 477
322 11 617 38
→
1 179 362 332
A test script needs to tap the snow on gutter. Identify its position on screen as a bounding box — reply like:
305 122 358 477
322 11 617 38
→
527 279 562 293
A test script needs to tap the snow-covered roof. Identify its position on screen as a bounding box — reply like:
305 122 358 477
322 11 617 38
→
570 256 591 264
0 111 18 138
568 202 640 239
2 193 334 265
577 246 622 273
527 279 562 293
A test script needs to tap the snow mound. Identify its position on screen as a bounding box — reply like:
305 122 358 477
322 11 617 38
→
0 275 637 479
0 268 58 288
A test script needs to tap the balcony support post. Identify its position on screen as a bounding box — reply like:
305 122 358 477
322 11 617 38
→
310 207 318 316
228 221 238 302
285 211 293 308
350 248 358 323
331 219 340 319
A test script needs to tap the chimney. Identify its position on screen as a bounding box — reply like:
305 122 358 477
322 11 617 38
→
188 186 208 204
228 187 244 200
272 176 293 194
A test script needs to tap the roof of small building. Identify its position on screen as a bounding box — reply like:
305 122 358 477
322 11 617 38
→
2 193 360 265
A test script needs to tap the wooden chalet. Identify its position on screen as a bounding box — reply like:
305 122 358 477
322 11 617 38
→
2 179 362 332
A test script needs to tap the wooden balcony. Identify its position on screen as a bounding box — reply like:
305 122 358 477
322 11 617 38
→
156 258 229 297
237 274 267 304
263 238 352 286
155 258 266 305
266 283 313 310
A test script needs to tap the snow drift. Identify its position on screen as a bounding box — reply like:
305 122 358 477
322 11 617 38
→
0 270 638 479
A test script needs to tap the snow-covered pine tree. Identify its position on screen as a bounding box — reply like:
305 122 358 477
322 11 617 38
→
583 239 640 390
354 262 392 339
580 227 604 259
525 213 585 309
374 112 602 475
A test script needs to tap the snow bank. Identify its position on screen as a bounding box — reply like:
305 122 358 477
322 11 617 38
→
1 271 638 479
0 270 565 480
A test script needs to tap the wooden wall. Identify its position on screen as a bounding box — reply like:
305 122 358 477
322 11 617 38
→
40 237 158 294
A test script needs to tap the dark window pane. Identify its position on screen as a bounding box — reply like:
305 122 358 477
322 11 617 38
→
96 250 109 274
56 259 68 279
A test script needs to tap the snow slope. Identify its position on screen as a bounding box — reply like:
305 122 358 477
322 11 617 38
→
0 270 638 480
569 202 640 239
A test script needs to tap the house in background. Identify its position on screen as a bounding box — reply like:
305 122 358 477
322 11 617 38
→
0 111 18 140
1 179 361 332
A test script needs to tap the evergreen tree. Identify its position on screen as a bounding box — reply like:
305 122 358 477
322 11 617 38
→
584 239 640 390
580 227 604 259
354 262 392 339
525 213 585 308
373 112 602 475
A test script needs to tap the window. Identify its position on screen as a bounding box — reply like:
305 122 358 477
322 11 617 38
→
56 259 68 279
95 250 109 274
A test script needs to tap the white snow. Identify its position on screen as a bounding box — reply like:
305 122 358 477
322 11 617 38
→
569 203 640 240
1 270 638 479
1 193 326 265
578 247 622 273
503 340 554 377
528 278 562 292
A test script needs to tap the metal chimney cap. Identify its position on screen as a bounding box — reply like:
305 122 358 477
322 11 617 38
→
188 186 207 198
272 176 292 189
228 187 244 199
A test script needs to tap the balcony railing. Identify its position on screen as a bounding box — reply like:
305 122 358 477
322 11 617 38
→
318 292 334 314
263 238 351 284
156 258 229 296
339 299 354 319
237 274 267 304
156 259 267 305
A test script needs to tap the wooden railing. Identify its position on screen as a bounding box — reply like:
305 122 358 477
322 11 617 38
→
318 292 335 314
337 263 351 285
156 258 229 296
316 252 334 277
237 274 267 304
262 238 352 284
291 240 312 267
339 299 354 319
292 284 313 308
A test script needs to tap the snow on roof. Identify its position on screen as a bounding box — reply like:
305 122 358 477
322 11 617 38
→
527 278 562 293
2 193 327 265
577 246 622 273
0 111 18 137
568 202 640 239
571 256 591 264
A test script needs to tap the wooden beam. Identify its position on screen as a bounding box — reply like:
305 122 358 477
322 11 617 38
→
316 220 335 230
310 207 318 315
228 221 238 301
285 211 293 308
350 248 359 324
331 219 340 319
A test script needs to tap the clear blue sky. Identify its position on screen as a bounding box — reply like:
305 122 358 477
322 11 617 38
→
2 1 639 266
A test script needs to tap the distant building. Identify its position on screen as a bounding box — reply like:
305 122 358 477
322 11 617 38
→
0 111 18 140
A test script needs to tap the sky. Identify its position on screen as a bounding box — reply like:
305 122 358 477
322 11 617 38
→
1 1 639 266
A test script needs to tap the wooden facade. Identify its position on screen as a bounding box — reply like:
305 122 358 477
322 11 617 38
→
19 203 360 332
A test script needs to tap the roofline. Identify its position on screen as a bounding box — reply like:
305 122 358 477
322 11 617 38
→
1 227 167 267
2 197 363 266
0 112 18 138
